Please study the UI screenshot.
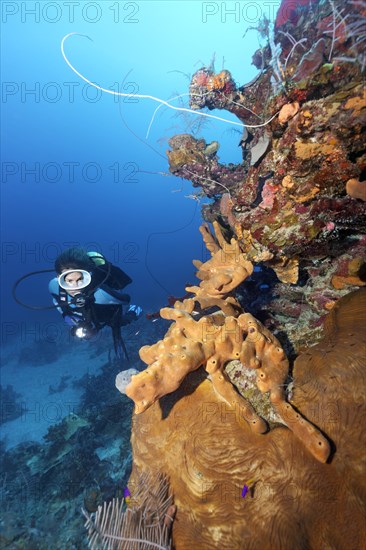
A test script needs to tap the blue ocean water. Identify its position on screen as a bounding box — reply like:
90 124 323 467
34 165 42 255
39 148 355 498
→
1 1 281 430
2 1 279 326
1 0 281 433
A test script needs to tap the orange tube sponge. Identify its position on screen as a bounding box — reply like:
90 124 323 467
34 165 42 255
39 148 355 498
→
186 222 253 315
121 223 331 462
124 306 330 461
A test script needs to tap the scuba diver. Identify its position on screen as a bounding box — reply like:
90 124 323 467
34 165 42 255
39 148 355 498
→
48 248 142 362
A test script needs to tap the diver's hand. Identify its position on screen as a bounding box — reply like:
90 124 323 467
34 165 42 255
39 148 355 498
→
122 304 143 325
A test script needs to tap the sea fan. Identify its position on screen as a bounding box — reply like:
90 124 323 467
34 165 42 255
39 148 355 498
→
82 471 174 550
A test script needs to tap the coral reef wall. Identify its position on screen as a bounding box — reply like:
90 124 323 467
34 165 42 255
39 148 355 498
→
122 3 366 547
128 289 366 549
167 0 366 350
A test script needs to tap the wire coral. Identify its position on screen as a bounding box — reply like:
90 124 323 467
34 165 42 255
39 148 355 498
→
292 38 326 82
60 33 245 132
82 471 174 550
334 0 366 70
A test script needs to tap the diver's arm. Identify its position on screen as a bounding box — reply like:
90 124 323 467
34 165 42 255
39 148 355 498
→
52 298 64 316
48 278 83 326
95 286 142 322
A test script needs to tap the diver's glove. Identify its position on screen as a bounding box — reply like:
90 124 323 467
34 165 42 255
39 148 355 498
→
128 304 142 317
122 304 143 324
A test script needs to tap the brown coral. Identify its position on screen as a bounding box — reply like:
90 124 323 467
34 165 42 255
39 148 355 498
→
128 289 366 550
166 134 206 172
267 256 299 284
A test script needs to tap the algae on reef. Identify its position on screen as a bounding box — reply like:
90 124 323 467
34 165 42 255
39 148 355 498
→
167 0 366 351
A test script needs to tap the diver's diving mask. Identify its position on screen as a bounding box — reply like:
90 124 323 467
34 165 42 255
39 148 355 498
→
58 269 92 291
